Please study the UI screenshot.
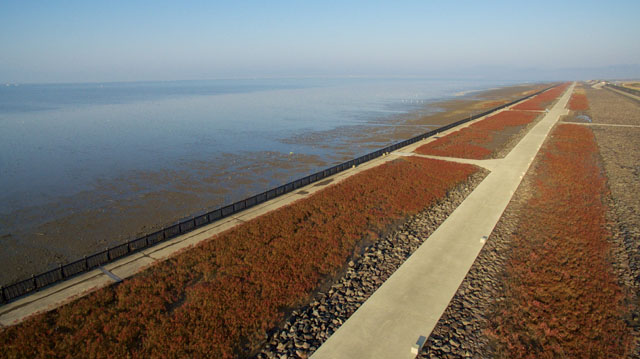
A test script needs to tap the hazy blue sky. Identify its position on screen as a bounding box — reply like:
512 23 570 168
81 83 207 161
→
1 0 639 83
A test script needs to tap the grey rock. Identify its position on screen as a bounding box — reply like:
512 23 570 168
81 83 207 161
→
256 173 487 359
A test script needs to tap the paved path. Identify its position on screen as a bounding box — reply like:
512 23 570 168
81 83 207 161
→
311 84 574 359
395 152 502 171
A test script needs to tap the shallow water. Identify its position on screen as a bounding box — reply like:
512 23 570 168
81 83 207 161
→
0 77 519 283
576 114 592 122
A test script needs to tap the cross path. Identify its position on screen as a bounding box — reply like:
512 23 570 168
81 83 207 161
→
311 84 573 359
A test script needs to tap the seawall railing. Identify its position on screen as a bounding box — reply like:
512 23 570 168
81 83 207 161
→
0 84 557 305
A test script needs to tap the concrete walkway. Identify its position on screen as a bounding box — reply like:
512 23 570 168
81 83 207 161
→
311 84 573 359
395 152 502 171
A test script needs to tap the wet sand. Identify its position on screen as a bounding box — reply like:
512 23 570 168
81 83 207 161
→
0 82 549 286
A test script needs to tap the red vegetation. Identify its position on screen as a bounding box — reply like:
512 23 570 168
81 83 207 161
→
568 92 589 111
414 110 539 159
488 124 632 357
480 100 508 109
512 83 571 111
0 157 479 358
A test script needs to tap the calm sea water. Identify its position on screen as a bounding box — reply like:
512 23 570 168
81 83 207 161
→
0 78 512 214
0 77 518 282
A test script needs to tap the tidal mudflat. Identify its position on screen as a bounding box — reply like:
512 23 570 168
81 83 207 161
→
0 79 544 285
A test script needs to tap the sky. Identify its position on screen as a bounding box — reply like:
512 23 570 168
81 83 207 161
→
1 0 639 83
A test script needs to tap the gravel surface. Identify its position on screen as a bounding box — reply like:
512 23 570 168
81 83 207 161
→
586 87 640 355
586 86 640 125
581 87 640 287
254 170 488 359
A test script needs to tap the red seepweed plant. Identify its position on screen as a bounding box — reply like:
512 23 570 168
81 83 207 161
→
414 110 539 159
0 156 479 359
568 92 589 111
487 124 632 358
512 83 570 111
414 83 571 160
